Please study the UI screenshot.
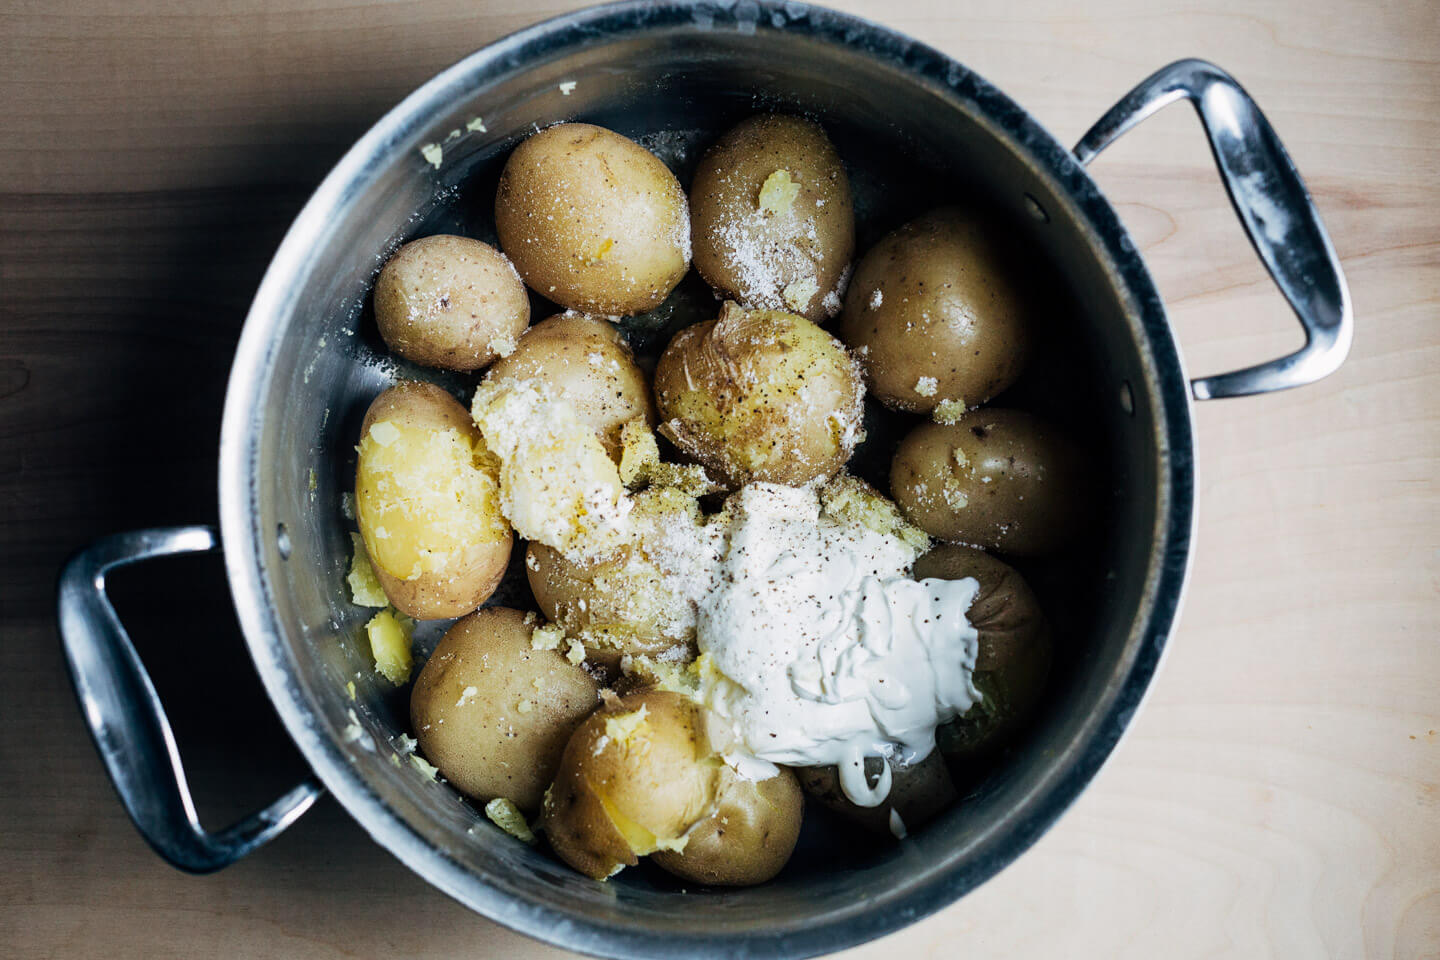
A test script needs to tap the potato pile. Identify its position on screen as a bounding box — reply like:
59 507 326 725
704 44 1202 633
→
342 113 1086 884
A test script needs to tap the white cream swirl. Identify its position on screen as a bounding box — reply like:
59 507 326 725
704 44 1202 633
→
695 484 981 806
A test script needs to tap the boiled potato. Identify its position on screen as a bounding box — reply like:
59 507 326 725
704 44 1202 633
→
654 302 865 487
914 543 1052 763
797 751 956 837
936 628 1051 765
495 123 690 316
526 483 718 666
409 608 601 813
372 235 530 371
890 408 1084 556
483 312 653 458
913 544 1047 672
541 690 720 879
470 377 630 562
652 766 803 886
527 541 695 668
840 208 1032 412
355 382 512 619
690 114 854 322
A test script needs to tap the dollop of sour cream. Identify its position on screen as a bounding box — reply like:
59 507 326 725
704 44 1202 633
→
695 484 981 806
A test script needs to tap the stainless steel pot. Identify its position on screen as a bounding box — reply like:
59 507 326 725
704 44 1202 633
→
57 2 1350 957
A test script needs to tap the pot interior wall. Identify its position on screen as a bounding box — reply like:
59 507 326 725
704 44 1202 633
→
244 16 1166 949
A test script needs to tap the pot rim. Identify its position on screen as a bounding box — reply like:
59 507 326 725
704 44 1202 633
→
218 2 1195 956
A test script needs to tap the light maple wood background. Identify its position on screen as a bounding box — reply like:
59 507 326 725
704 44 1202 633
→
2 1 1436 958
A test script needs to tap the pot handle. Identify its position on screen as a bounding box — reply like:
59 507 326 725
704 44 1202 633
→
1074 58 1352 400
57 525 324 873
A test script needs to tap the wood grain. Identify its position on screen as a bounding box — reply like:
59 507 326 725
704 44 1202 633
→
2 1 1437 958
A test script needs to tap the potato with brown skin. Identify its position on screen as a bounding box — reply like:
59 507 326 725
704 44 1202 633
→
526 482 715 666
796 751 956 837
690 114 854 322
483 312 654 459
652 766 803 886
541 690 721 880
913 543 1048 673
495 123 690 316
526 541 697 668
937 629 1051 765
840 208 1032 412
912 544 1052 764
890 408 1084 556
409 608 601 813
355 382 512 619
654 302 865 488
372 235 530 371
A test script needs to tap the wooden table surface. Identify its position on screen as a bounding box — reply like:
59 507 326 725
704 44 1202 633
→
3 0 1437 957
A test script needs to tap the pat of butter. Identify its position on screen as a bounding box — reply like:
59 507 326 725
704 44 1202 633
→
758 169 799 215
368 420 401 446
782 276 819 312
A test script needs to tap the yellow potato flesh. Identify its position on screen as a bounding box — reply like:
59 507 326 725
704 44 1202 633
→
355 418 507 582
365 609 413 685
470 378 629 562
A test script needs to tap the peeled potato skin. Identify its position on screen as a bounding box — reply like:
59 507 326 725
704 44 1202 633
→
526 541 696 668
495 123 690 316
890 408 1083 557
690 114 854 322
912 544 1047 672
409 608 601 813
652 766 802 886
483 313 654 458
372 235 530 372
796 751 956 837
653 302 865 488
355 382 512 619
541 690 720 880
840 208 1032 412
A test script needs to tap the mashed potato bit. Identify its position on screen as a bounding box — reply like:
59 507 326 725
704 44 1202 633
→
618 416 720 497
471 378 631 560
617 416 662 487
346 533 388 607
365 608 413 685
818 472 931 555
485 798 537 844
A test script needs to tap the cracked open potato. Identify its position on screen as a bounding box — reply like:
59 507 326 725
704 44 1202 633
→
652 766 803 886
483 312 654 458
409 607 601 813
840 208 1032 412
373 234 530 371
527 541 695 668
890 408 1085 556
796 751 956 838
354 382 512 619
690 114 854 322
654 302 865 488
540 690 721 880
495 122 690 316
526 484 716 667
